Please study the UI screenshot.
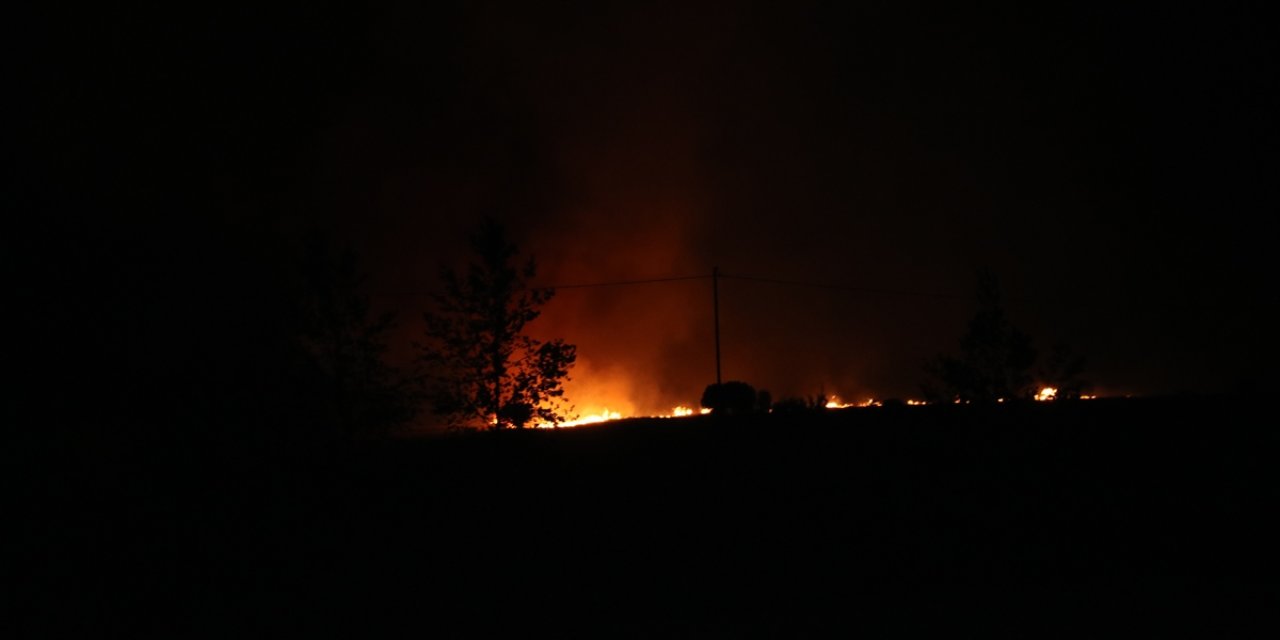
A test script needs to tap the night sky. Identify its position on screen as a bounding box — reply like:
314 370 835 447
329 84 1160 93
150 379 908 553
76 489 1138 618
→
14 2 1278 428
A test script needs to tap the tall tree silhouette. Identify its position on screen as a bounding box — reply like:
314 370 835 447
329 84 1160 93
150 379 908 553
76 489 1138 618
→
923 270 1038 403
418 219 576 430
295 235 420 435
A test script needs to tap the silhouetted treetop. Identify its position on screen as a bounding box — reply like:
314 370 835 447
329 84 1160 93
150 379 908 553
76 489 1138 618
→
295 234 420 436
418 219 576 430
923 270 1039 403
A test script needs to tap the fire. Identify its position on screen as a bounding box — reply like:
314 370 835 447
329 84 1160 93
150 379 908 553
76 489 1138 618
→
534 392 938 428
537 409 623 429
822 395 925 409
536 404 711 428
671 405 709 417
1035 387 1058 401
824 396 856 409
824 396 881 409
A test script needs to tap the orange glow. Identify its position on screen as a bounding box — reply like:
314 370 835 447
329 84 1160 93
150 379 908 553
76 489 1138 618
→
535 402 716 428
532 391 934 428
538 409 623 429
670 405 710 417
1035 387 1058 401
824 396 856 409
528 386 1089 428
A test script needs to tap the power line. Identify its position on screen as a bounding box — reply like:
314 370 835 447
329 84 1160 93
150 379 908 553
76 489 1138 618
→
384 270 1203 309
372 274 708 298
718 272 1252 312
719 273 974 300
378 272 973 300
534 274 709 290
382 270 1229 312
712 267 722 386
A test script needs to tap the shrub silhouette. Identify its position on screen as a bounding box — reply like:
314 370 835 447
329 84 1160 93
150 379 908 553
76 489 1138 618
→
701 381 758 415
771 394 828 414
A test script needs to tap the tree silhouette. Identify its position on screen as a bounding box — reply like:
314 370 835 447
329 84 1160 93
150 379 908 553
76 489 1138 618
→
418 219 576 430
923 270 1038 403
295 235 420 435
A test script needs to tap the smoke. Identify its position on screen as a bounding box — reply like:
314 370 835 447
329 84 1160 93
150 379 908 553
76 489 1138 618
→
523 116 715 418
346 1 1227 423
469 2 734 417
395 1 968 417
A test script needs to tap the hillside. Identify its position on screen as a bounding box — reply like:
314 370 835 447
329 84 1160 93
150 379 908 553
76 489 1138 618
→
15 396 1277 636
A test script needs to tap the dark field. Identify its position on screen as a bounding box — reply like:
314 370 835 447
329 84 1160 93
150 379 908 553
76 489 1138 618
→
16 397 1278 636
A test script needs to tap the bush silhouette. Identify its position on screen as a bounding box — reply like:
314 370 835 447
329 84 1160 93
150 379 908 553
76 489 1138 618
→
771 394 828 414
701 381 757 415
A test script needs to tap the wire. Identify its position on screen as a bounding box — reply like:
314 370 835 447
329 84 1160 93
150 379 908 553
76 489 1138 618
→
374 274 709 297
719 273 974 300
534 274 709 290
375 269 1248 314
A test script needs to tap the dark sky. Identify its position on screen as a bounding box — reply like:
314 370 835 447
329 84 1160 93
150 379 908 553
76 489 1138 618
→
14 2 1278 423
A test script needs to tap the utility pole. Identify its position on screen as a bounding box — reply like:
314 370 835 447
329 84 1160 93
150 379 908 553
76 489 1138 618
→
712 266 722 386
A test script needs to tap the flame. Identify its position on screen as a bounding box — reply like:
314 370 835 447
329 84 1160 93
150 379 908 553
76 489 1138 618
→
537 409 623 429
671 405 710 417
824 396 856 409
535 404 711 428
533 392 938 428
825 395 882 409
532 387 1099 426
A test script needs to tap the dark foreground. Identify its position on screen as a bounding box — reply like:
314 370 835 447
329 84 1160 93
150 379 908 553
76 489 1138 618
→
15 397 1279 636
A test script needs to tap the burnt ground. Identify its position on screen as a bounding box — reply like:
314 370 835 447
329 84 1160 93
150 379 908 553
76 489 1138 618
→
13 396 1279 636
